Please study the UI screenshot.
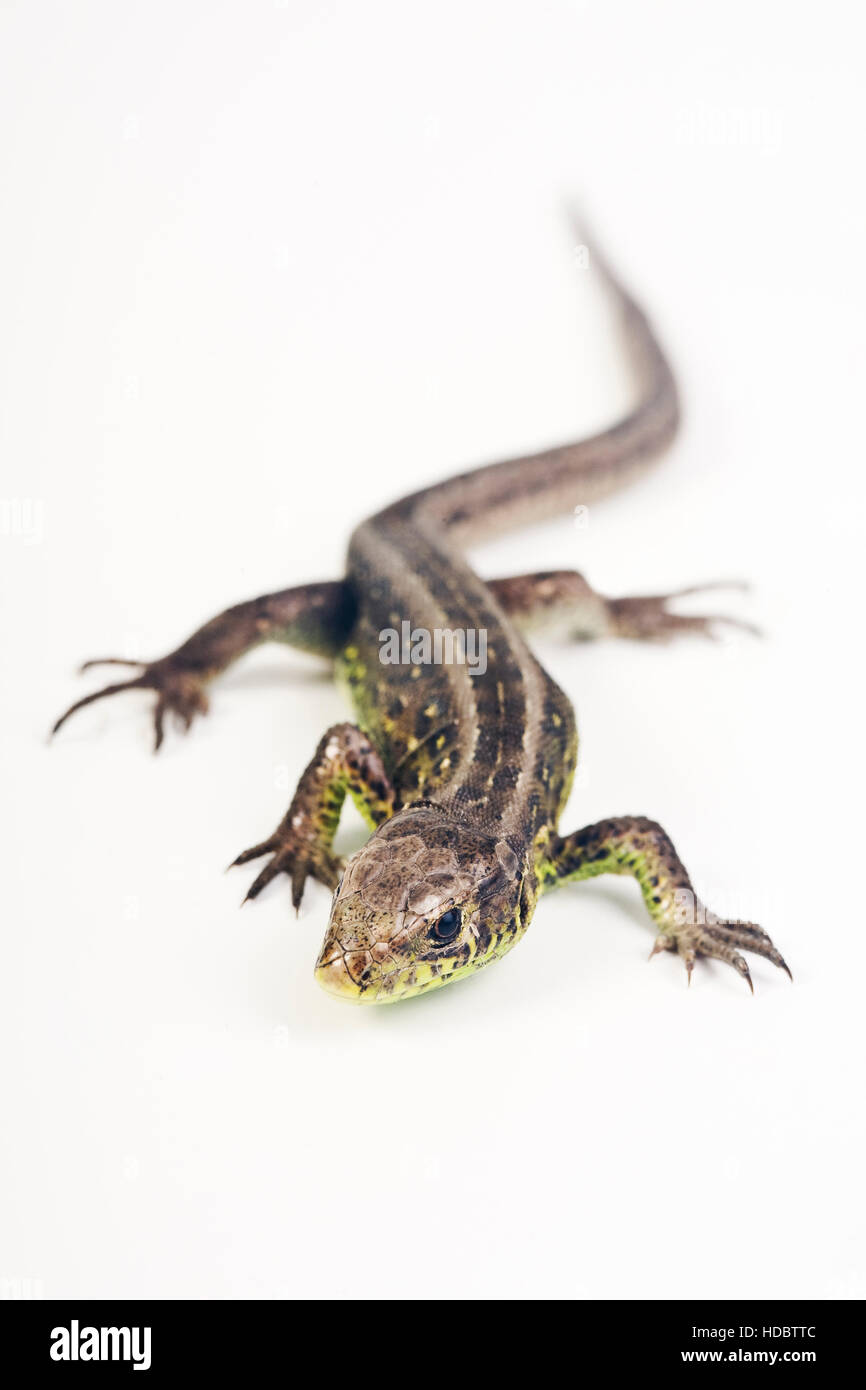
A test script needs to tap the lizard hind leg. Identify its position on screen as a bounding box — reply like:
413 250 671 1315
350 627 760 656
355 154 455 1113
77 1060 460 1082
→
50 580 352 752
488 571 760 642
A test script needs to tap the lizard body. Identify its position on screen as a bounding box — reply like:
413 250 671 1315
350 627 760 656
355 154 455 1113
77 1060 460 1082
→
53 224 788 1002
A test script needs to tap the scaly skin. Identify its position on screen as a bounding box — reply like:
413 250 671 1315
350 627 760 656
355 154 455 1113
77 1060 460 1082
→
52 220 789 1002
231 723 394 910
544 817 790 993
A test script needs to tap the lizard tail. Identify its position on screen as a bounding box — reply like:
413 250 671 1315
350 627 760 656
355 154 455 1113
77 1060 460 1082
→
384 213 680 546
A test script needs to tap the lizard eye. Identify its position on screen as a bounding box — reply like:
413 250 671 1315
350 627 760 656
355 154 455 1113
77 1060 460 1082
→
427 909 462 945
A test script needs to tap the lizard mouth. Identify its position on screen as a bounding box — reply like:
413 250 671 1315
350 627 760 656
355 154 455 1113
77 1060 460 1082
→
313 947 366 1002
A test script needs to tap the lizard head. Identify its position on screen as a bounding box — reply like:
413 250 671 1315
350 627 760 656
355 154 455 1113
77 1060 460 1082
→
314 802 534 1003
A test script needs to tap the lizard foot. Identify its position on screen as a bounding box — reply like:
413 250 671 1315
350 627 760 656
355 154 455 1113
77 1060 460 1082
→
607 581 761 642
51 657 210 752
650 913 792 992
230 827 343 911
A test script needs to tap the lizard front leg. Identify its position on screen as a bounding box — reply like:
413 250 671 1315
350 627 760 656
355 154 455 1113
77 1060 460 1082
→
541 816 790 990
51 580 353 750
488 570 758 642
231 723 395 910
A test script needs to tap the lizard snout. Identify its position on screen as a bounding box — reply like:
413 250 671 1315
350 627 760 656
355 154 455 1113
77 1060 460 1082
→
313 947 363 1001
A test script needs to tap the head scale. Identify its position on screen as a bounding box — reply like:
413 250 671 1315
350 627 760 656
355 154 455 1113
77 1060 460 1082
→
314 802 534 1002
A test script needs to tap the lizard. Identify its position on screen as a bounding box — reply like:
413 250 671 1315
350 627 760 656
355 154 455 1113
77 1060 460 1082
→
51 223 790 1003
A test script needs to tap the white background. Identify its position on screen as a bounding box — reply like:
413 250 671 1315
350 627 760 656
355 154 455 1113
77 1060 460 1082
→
2 1 864 1299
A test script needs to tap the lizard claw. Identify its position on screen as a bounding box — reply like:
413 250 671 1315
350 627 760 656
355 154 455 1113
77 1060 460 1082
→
652 912 790 990
230 832 343 911
79 657 146 673
606 580 761 642
51 657 210 751
648 933 674 960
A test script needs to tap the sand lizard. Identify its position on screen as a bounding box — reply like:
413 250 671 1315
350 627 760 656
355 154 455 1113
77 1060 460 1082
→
52 223 789 1002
